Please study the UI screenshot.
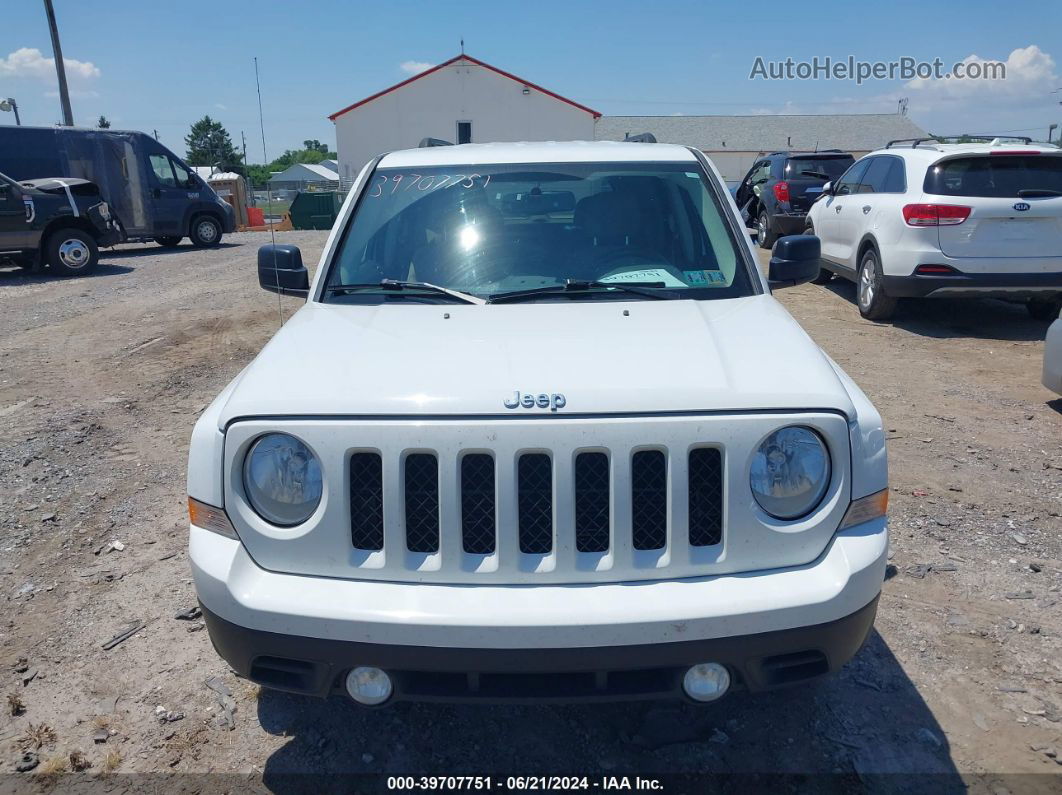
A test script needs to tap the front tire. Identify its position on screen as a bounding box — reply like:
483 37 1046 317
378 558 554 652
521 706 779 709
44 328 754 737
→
856 248 897 321
189 215 222 248
155 236 182 248
45 228 99 276
1027 298 1062 321
756 212 776 250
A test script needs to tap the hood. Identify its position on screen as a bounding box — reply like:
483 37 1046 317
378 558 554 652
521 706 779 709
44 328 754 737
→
217 295 855 424
20 177 101 197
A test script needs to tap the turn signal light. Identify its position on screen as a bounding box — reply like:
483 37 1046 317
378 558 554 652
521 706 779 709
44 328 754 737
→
838 489 889 530
189 497 239 539
902 204 971 226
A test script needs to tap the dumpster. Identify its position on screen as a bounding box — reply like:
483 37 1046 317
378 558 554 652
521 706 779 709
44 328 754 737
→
289 191 341 230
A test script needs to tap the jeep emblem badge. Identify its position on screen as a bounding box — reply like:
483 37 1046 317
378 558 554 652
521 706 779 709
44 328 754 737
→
1013 202 1031 212
504 391 566 411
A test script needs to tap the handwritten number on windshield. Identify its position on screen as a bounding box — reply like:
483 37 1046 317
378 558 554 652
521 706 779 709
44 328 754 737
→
367 173 490 198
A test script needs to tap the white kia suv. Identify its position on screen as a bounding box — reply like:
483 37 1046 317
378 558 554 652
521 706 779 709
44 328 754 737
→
188 142 888 705
805 137 1062 321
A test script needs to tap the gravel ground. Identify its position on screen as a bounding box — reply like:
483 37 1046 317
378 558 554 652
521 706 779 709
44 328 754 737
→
0 231 1060 789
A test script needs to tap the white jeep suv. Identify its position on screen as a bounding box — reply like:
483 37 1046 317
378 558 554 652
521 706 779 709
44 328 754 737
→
805 137 1062 321
188 142 888 705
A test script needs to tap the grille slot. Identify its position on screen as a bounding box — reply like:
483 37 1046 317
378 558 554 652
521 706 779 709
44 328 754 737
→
404 453 440 553
688 448 723 547
349 453 383 550
461 454 496 554
575 453 610 553
518 454 553 554
631 450 667 550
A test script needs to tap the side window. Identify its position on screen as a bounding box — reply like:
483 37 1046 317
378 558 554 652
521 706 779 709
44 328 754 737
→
835 159 870 196
860 157 891 194
883 158 907 193
751 161 770 184
149 154 177 188
170 158 193 189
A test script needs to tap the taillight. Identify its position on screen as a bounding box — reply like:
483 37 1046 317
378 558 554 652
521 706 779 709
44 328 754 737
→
772 181 790 202
914 264 959 275
902 204 971 226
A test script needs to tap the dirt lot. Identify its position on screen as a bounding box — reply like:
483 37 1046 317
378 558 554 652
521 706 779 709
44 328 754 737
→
0 231 1060 789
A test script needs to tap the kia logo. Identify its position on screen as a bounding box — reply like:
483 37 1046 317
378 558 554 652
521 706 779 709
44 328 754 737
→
1013 202 1031 212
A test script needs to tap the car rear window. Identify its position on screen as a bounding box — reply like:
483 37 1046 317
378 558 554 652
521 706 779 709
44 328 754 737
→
925 155 1062 197
784 157 853 181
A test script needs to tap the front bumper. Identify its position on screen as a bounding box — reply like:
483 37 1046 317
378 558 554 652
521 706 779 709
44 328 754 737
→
191 517 886 701
202 596 879 702
882 270 1062 299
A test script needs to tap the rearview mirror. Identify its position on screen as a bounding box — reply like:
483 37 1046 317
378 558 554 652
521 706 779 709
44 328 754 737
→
258 244 310 296
768 235 820 289
821 181 833 196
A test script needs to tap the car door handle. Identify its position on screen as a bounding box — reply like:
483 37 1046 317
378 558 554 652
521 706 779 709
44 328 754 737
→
835 205 843 213
862 205 871 214
151 188 161 199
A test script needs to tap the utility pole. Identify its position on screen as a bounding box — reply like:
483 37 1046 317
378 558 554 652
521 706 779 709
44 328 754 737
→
42 0 74 126
241 130 247 166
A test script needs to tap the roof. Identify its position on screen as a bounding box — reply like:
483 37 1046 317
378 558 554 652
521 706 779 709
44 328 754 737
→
380 141 696 168
596 114 929 152
268 162 340 182
192 167 243 182
329 54 600 121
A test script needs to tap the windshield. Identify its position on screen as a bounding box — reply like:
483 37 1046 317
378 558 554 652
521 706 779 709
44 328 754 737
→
784 157 852 181
323 162 756 302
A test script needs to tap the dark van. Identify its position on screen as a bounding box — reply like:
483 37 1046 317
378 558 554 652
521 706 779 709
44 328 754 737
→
0 126 235 248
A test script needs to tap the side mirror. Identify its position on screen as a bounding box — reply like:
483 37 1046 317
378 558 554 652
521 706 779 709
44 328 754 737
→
258 244 310 296
768 235 821 289
821 181 833 196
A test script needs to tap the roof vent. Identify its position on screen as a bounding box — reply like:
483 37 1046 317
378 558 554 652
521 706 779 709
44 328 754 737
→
623 132 657 144
418 137 453 148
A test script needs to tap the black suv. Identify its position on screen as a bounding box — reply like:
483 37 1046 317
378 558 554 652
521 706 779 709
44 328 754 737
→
734 150 854 249
0 170 121 276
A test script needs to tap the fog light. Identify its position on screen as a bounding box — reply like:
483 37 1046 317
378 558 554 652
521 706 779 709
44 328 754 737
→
683 663 731 702
345 666 392 705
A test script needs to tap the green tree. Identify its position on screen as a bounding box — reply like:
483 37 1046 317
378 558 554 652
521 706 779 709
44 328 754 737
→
185 116 242 169
96 115 111 129
303 139 329 154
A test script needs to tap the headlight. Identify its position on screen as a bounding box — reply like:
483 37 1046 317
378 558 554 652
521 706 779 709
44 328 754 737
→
243 433 322 526
750 426 830 520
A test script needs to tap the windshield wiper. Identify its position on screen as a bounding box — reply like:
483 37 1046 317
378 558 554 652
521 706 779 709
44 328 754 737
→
1017 188 1062 198
488 279 679 304
325 279 484 304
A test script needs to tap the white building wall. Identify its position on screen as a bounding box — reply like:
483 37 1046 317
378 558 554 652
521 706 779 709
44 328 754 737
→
334 60 596 180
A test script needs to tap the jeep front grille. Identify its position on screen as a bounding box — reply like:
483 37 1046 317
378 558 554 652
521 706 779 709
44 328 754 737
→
460 454 496 554
518 454 553 554
688 448 724 547
574 452 610 553
631 450 668 550
349 452 383 550
404 453 440 553
349 447 725 558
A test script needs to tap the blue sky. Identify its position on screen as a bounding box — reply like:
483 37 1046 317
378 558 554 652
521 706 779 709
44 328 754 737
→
2 0 1060 161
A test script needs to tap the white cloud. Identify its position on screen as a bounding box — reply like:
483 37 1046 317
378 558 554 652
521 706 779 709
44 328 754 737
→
904 45 1058 106
0 47 101 82
399 60 433 76
214 102 227 110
